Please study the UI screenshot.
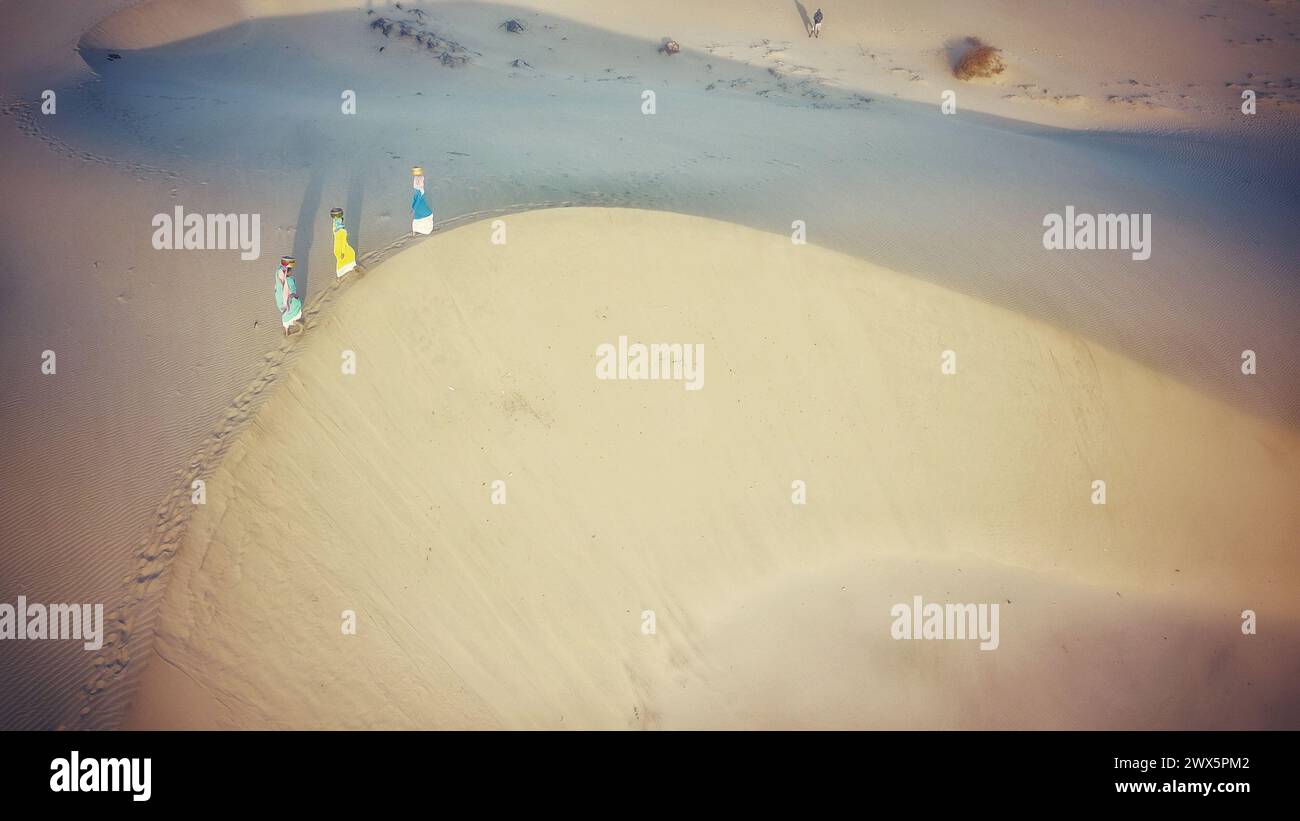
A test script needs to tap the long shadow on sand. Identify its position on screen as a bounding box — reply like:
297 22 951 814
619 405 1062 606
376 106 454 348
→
793 1 812 37
346 171 365 259
292 165 325 299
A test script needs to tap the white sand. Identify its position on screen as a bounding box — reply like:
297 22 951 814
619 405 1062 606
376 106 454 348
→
0 0 1296 728
125 208 1300 729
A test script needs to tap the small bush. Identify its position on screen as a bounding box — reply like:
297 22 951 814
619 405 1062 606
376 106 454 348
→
954 38 1005 80
659 38 681 55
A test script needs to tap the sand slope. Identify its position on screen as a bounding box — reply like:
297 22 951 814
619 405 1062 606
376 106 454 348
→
126 208 1300 729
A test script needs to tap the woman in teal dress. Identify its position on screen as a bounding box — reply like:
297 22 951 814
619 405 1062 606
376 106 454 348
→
276 255 303 335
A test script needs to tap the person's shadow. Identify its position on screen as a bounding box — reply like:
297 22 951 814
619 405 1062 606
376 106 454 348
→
345 172 364 264
292 168 324 301
793 1 811 36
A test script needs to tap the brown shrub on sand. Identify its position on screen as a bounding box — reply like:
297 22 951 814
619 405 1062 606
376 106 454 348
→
954 37 1005 80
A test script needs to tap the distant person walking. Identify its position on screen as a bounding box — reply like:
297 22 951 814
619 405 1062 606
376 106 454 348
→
811 8 824 38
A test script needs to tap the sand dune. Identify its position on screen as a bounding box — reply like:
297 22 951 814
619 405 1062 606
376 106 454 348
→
0 0 1297 729
125 208 1300 729
80 0 251 51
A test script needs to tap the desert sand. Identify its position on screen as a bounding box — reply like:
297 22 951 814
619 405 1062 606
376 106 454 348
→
125 208 1300 729
0 0 1296 729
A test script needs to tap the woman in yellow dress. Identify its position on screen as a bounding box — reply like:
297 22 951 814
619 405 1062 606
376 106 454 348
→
331 207 357 277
